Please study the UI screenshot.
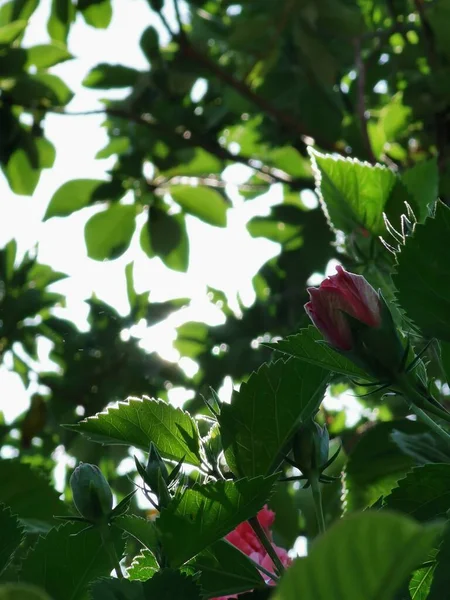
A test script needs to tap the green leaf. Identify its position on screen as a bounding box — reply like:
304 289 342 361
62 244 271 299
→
45 179 112 219
47 0 75 42
401 158 438 223
90 579 143 600
157 475 278 567
428 521 450 600
78 0 112 29
186 540 263 599
19 523 125 600
310 149 396 235
384 464 450 522
127 550 159 581
96 137 130 159
409 562 435 600
66 397 202 466
0 584 53 600
271 512 441 600
113 515 159 554
140 26 159 62
247 217 302 245
3 138 55 196
266 326 366 378
0 460 68 528
344 420 426 511
170 186 228 227
142 210 189 272
84 204 136 261
0 20 27 44
161 149 222 178
0 0 38 25
83 64 141 89
25 43 72 68
219 358 328 477
391 430 450 465
393 201 450 342
10 73 73 106
91 570 201 600
0 505 23 576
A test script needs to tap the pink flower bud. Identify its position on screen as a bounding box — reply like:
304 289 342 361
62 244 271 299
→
305 266 382 351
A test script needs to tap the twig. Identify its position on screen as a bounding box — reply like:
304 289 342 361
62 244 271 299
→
5 101 307 187
162 0 340 153
353 37 376 164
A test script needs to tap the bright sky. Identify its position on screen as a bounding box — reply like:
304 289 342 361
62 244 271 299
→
0 0 285 423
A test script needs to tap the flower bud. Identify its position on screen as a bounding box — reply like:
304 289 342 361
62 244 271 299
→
70 463 113 523
145 442 169 491
292 419 329 477
305 266 405 380
305 266 381 352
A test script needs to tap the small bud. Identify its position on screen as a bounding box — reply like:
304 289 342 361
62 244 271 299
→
70 463 113 523
292 420 329 478
146 442 169 491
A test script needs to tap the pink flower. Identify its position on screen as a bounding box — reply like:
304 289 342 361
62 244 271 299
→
305 266 381 351
213 506 292 600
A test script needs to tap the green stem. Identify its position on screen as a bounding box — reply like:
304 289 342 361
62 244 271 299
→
310 475 326 535
226 540 279 583
395 376 450 445
100 524 123 579
248 516 285 576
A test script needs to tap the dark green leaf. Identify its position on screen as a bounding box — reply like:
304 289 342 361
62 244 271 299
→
219 358 328 477
19 523 125 600
113 515 159 553
271 512 441 600
0 505 23 576
91 570 201 600
266 327 366 378
157 475 278 567
0 584 52 600
187 539 264 599
66 397 202 466
83 64 141 89
394 201 450 342
140 26 159 62
127 550 159 581
391 430 450 465
344 420 426 511
10 73 73 106
384 464 450 522
0 20 27 44
47 0 75 42
170 186 228 227
310 149 396 235
84 204 136 261
78 0 112 29
428 520 450 600
25 43 72 68
45 179 111 219
142 210 189 272
0 460 68 528
401 159 438 223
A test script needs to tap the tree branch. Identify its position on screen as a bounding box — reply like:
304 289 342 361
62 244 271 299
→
6 101 311 188
353 37 376 164
165 0 340 154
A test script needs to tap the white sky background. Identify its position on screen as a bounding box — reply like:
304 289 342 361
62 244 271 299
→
0 0 286 422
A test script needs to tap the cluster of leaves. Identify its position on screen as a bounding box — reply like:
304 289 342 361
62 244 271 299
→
1 0 450 598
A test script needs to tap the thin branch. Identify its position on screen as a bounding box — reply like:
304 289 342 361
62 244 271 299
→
353 37 376 164
6 101 308 187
